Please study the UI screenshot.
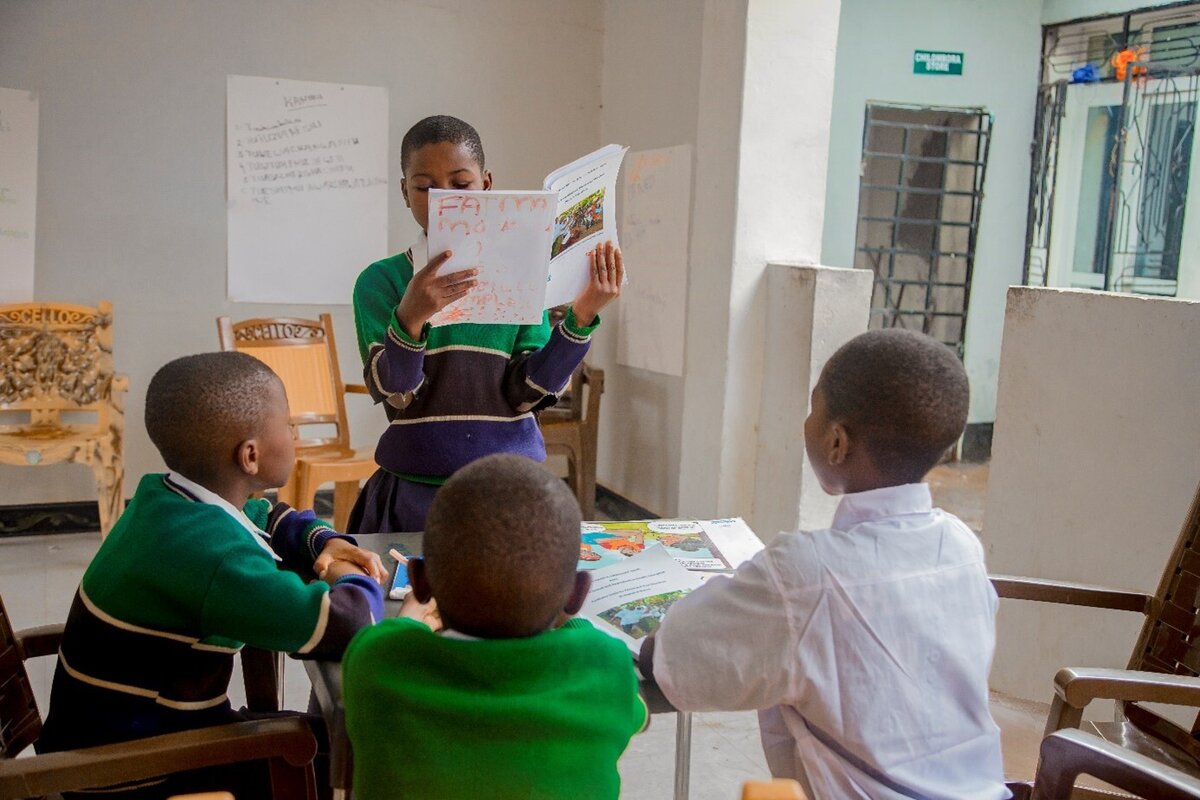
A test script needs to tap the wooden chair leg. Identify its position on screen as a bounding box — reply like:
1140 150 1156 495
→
579 444 596 520
333 481 359 532
92 457 124 537
293 466 317 516
276 471 299 508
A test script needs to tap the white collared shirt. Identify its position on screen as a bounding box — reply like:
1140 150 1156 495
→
166 472 281 562
653 483 1008 800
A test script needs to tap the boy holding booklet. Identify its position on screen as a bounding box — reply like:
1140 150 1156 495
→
349 115 624 533
641 329 1009 799
343 454 646 799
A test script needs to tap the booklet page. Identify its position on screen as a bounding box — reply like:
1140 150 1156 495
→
424 189 555 325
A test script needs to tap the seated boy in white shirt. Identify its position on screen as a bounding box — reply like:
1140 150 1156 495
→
640 328 1009 800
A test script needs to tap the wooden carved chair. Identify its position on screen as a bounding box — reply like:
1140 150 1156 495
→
992 479 1200 793
538 362 605 518
217 315 376 531
0 594 317 800
0 301 127 536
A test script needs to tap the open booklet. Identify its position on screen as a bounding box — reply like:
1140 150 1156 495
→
423 144 628 326
577 517 764 572
580 545 706 655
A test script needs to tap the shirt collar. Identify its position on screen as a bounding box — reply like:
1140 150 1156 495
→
409 232 428 270
831 482 933 530
164 472 281 561
439 628 481 641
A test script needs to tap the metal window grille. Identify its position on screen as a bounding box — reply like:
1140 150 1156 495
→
1025 2 1200 297
853 104 992 358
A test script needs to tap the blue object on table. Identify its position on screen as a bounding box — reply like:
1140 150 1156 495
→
1072 63 1101 83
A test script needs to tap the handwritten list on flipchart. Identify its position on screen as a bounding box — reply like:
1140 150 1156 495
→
618 144 692 376
226 75 388 303
0 88 38 303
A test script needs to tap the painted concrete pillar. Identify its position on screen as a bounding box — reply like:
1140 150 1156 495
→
752 264 872 541
678 0 843 520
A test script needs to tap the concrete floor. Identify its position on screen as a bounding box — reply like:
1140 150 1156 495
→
3 465 1058 797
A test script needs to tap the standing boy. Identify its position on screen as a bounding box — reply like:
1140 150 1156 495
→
39 352 386 798
343 454 647 800
642 329 1009 799
349 115 624 533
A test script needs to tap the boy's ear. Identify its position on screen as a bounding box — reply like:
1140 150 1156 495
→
400 177 411 208
828 422 851 466
563 570 592 615
235 438 259 476
409 557 432 603
482 170 493 191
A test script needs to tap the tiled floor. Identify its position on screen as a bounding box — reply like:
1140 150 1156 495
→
4 466 1046 798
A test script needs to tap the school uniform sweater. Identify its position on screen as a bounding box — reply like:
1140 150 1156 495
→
342 617 647 800
38 473 384 753
353 249 597 482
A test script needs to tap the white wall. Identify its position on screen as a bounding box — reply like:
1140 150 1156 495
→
677 0 842 522
0 0 603 504
820 0 1043 424
1042 0 1161 23
595 0 704 516
986 287 1200 702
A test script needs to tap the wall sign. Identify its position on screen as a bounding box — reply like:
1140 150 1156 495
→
914 50 964 75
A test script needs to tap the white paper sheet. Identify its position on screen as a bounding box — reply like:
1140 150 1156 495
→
581 545 705 654
424 189 556 326
578 517 764 572
543 144 628 308
226 75 388 304
617 144 692 376
0 88 38 303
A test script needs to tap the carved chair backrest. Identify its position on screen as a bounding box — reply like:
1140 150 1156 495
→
0 301 115 429
1122 481 1200 758
0 594 42 760
217 315 350 451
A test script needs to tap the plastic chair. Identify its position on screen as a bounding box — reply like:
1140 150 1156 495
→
740 779 805 799
538 361 604 518
1031 729 1200 799
0 593 317 800
992 479 1200 784
217 314 376 531
0 301 127 535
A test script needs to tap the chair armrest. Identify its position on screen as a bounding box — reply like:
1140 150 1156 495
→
1055 668 1200 709
1032 729 1200 800
990 574 1154 614
14 623 63 660
0 717 316 800
344 384 370 395
110 374 130 395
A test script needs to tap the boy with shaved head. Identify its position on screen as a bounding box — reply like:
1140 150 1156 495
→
39 352 386 799
343 453 646 800
642 329 1009 800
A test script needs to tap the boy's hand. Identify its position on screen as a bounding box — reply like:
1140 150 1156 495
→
395 250 479 338
317 558 370 583
570 240 624 327
315 539 387 584
399 593 442 632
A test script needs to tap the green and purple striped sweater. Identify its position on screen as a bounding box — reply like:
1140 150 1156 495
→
353 249 598 483
38 473 383 756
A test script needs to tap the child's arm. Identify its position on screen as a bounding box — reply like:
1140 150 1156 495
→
243 497 369 578
355 251 478 411
201 546 384 660
502 243 624 412
650 547 796 712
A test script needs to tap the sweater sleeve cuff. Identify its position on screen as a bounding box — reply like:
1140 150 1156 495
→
562 307 600 340
334 574 385 622
309 528 358 559
387 315 429 351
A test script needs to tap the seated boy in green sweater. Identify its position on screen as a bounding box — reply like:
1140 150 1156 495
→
343 453 647 800
39 351 387 799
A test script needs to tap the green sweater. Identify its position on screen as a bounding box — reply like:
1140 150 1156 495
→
343 617 647 800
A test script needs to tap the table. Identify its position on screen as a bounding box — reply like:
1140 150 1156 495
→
304 532 694 800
